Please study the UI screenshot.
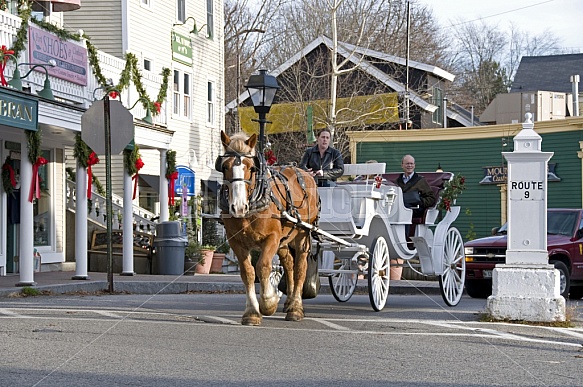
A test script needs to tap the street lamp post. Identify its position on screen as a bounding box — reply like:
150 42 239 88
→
244 69 279 156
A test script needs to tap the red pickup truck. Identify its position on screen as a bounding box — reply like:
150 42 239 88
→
464 208 583 299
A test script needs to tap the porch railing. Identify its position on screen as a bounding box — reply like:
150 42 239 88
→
66 179 158 234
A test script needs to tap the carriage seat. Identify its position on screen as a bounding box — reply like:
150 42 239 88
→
381 172 453 226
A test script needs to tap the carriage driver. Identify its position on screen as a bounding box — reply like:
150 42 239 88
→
299 129 344 187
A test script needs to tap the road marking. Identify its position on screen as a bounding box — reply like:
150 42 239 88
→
94 310 121 318
0 308 28 318
199 315 239 325
306 317 350 331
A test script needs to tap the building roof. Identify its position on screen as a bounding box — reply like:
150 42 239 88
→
510 53 583 93
226 35 455 115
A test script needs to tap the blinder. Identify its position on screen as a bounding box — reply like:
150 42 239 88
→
215 153 261 173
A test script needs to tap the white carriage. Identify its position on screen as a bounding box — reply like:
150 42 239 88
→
308 162 466 311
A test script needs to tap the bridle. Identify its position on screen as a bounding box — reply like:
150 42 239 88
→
216 151 271 214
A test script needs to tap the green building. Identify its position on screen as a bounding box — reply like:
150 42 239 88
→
347 116 583 240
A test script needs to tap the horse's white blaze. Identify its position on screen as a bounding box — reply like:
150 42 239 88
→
230 162 248 217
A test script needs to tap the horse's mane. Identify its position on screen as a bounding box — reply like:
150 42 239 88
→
227 132 256 155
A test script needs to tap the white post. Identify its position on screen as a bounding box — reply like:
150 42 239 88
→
17 134 35 286
486 113 565 322
159 149 169 222
122 167 134 275
73 162 89 279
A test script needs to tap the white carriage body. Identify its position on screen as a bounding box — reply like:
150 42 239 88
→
311 163 466 309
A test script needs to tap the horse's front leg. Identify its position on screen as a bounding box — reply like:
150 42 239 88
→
256 236 281 316
232 246 262 326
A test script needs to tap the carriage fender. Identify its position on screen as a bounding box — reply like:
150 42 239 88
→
430 206 461 275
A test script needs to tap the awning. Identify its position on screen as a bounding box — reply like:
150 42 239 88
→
32 0 81 12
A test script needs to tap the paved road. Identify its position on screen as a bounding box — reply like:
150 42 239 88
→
1 293 583 386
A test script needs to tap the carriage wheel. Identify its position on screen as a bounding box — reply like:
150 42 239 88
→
368 236 390 311
438 227 466 307
329 257 359 302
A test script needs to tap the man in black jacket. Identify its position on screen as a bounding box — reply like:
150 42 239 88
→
299 129 344 187
395 154 436 218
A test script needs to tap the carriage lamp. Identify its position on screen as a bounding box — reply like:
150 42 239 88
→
8 59 57 100
436 163 443 172
244 69 279 153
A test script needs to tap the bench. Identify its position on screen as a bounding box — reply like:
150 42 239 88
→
88 230 154 274
382 172 453 236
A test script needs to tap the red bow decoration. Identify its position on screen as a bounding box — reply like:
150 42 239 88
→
153 102 161 113
108 90 119 99
132 158 144 200
2 163 17 188
374 175 383 189
86 152 99 199
29 157 48 202
0 45 15 87
265 149 277 166
166 171 179 205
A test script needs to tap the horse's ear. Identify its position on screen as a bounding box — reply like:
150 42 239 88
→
247 133 258 149
220 131 230 149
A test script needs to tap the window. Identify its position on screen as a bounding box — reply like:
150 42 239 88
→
207 81 215 125
206 0 214 39
432 87 443 125
177 0 185 23
143 59 151 71
173 70 191 118
140 0 150 8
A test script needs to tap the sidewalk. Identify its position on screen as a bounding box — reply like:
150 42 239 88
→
0 270 440 298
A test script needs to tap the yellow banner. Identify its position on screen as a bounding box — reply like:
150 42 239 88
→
239 93 399 135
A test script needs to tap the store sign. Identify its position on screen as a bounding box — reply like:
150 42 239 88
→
172 32 192 65
0 88 38 131
29 25 88 86
175 165 196 197
479 164 560 184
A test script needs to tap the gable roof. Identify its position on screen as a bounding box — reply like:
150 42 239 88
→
510 53 583 93
226 35 455 115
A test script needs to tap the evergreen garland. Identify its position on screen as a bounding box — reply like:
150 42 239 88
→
26 129 41 164
12 1 31 59
73 133 91 168
123 145 141 176
166 150 177 177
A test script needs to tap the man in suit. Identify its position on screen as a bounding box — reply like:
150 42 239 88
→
395 154 436 219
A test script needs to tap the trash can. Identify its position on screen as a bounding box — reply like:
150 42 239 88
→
154 221 188 275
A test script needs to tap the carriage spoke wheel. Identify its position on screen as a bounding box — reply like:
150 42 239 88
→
329 257 358 302
438 227 466 307
368 236 390 311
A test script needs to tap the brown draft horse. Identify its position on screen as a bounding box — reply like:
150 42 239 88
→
217 131 320 325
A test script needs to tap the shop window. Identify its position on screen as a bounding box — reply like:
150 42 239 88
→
33 149 51 246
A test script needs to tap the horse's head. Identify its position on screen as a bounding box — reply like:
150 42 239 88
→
216 131 260 217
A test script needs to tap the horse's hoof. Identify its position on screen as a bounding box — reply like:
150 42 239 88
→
241 316 262 326
285 311 304 322
260 303 278 316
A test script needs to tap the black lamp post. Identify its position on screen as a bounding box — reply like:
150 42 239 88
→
244 69 279 154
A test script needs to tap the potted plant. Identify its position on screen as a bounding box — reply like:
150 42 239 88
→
211 237 230 273
438 174 466 212
195 218 219 274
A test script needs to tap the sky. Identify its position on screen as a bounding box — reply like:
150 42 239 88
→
418 0 583 53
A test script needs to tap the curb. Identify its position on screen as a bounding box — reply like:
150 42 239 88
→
0 279 441 298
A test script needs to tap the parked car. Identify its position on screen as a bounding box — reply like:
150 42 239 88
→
464 208 583 299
